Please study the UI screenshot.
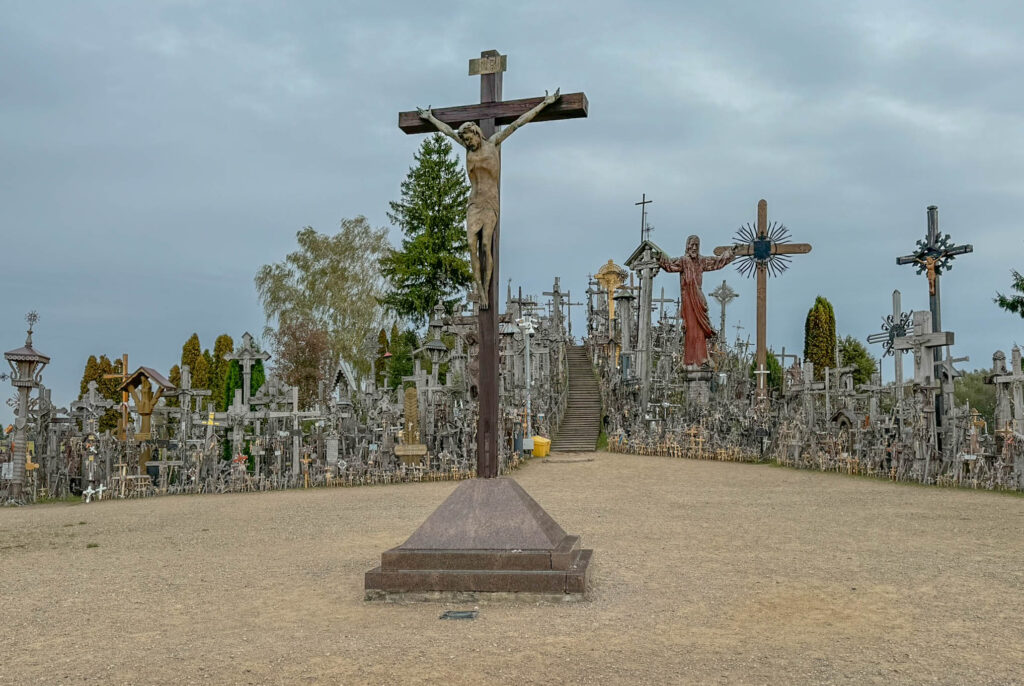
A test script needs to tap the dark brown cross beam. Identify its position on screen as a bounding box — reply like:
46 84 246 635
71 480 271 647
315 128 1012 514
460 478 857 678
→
398 49 587 478
398 93 588 134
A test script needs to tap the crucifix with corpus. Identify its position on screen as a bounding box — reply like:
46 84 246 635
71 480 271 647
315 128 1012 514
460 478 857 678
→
367 50 593 601
714 199 812 397
399 49 588 477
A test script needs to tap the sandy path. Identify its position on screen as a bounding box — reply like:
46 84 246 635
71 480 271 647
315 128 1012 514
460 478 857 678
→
2 453 1022 685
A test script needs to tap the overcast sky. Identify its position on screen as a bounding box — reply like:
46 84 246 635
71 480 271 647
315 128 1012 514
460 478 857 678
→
2 0 1023 421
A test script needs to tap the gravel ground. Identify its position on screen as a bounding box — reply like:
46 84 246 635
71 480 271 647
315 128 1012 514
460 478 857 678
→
2 452 1023 685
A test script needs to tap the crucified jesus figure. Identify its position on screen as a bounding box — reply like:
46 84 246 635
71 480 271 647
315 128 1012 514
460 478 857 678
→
418 88 560 308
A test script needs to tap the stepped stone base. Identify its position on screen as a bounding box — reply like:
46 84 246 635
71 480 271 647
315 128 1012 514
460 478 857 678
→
365 478 592 600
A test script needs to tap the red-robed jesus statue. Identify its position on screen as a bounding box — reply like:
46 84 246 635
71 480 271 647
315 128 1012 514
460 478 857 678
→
658 235 735 367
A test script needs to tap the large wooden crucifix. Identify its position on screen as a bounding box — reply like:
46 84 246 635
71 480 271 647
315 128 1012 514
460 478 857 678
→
715 200 811 397
399 49 588 477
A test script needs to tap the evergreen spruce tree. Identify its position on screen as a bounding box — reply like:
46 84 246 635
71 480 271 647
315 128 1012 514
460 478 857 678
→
181 334 202 375
387 325 418 389
995 270 1024 318
749 351 783 395
803 296 836 381
167 364 181 408
380 133 472 324
95 355 122 433
251 359 266 396
211 334 234 411
80 355 101 397
838 335 877 385
222 360 242 410
192 353 211 392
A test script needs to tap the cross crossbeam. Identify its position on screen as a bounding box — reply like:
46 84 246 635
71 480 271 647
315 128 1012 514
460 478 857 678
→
398 93 588 134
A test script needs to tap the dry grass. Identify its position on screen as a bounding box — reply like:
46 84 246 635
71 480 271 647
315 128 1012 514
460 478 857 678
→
2 452 1022 685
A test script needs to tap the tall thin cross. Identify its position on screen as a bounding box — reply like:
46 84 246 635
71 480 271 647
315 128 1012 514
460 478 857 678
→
399 50 588 477
716 200 811 396
102 353 130 440
635 193 653 242
896 205 972 447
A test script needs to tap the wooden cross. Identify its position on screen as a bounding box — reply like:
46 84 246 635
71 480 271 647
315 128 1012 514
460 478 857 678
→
102 353 130 440
715 200 811 396
398 49 588 478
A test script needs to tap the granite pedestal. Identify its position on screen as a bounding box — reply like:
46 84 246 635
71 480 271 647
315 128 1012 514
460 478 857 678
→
365 477 592 601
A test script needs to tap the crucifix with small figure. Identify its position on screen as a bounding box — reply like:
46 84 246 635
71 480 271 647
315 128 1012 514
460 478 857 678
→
896 205 972 448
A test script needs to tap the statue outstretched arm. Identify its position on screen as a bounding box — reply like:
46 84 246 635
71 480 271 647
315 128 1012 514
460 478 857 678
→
658 253 681 273
702 246 735 271
418 108 465 148
492 88 560 146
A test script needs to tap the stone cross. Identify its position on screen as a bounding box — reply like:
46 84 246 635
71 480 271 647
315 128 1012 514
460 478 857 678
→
70 381 114 434
987 346 1024 434
715 200 812 397
399 49 588 478
893 311 953 389
708 280 738 345
222 332 270 411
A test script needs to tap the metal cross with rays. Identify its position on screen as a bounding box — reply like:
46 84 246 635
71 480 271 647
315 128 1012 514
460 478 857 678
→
867 309 913 357
715 199 811 396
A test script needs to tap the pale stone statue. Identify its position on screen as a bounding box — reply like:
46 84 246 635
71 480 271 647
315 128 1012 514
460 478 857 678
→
418 88 561 308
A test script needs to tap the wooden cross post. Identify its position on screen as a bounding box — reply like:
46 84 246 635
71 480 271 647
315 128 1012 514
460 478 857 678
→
716 200 811 397
103 353 130 440
398 50 588 477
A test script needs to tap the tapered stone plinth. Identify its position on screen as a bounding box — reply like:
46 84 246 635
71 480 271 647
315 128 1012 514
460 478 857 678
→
365 477 592 601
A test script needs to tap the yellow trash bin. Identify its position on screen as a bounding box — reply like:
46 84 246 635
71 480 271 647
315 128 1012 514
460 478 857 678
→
531 436 551 458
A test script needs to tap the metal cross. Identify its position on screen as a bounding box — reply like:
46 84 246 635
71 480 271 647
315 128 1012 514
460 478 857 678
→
635 193 653 242
896 205 972 448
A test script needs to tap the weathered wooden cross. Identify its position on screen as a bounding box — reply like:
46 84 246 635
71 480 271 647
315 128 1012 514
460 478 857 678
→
715 200 812 397
398 50 588 477
102 353 131 440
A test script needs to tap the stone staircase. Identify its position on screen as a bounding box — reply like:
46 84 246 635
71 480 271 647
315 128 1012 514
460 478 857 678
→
551 346 601 452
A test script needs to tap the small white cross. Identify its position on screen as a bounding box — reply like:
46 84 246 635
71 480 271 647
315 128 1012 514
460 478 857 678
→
83 486 96 503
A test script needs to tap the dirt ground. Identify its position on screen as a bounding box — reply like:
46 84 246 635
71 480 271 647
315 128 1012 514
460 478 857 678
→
2 452 1023 685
